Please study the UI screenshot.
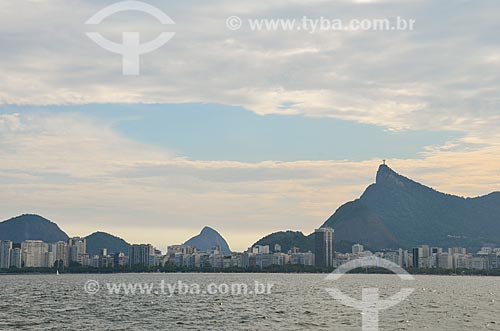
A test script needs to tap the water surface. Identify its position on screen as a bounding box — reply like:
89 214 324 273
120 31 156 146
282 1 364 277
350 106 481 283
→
0 273 499 330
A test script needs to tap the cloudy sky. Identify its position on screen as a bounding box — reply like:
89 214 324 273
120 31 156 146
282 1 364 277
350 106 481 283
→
1 0 500 251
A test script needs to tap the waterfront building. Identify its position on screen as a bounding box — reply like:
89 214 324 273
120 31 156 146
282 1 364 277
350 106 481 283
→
412 245 431 268
129 244 155 267
44 251 55 268
272 253 288 266
290 252 315 266
436 253 452 269
113 252 129 267
49 241 69 268
174 252 184 267
486 254 500 270
167 245 196 260
0 240 13 269
222 256 232 269
398 249 410 268
99 252 114 268
68 237 87 265
314 228 334 268
412 247 419 268
453 254 472 269
383 251 400 265
255 253 274 269
210 250 224 269
9 248 22 268
241 251 256 269
21 240 48 268
230 254 242 268
471 256 488 270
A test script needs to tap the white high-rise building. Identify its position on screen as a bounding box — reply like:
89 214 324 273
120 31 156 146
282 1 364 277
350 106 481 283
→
398 248 409 268
44 251 56 268
21 240 48 268
272 252 288 265
51 241 69 268
68 237 87 265
0 240 13 269
437 253 453 269
472 256 488 270
453 254 472 269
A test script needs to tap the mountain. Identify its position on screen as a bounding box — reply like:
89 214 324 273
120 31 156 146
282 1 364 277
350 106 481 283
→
321 164 500 251
85 232 130 256
184 226 232 255
0 214 69 243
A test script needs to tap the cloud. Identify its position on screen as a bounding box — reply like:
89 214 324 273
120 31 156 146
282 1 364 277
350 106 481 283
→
0 0 499 140
0 112 175 177
1 111 500 251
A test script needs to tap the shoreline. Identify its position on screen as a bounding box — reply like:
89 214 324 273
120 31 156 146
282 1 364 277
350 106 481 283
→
2 267 500 277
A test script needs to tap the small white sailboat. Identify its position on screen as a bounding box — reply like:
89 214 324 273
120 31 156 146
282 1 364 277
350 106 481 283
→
56 270 59 275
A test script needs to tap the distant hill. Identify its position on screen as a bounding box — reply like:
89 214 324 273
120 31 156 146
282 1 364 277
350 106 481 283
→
322 164 500 251
184 227 231 255
85 232 130 256
0 214 69 243
253 231 313 253
253 231 355 254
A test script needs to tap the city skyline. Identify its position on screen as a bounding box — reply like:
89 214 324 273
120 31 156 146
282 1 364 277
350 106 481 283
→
3 234 500 273
2 0 500 252
1 159 499 252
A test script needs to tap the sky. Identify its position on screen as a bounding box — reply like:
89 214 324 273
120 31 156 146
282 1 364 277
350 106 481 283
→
1 0 500 252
